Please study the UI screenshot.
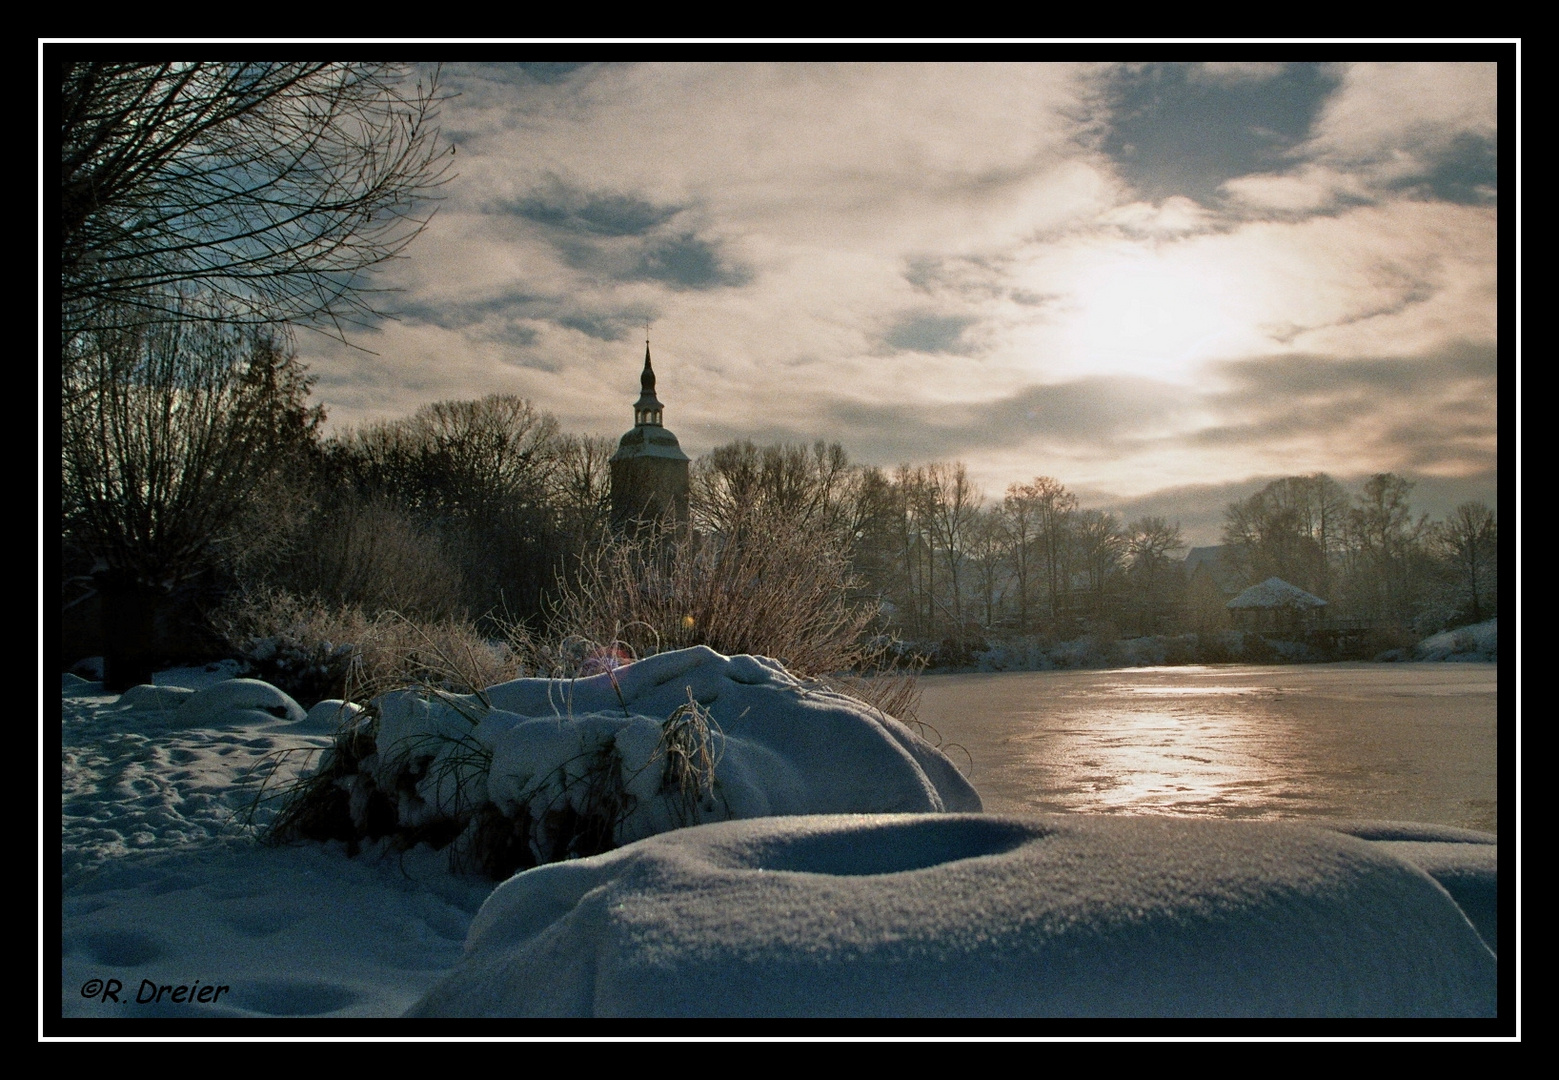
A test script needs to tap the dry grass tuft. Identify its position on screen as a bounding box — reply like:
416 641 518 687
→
655 689 724 827
214 590 526 705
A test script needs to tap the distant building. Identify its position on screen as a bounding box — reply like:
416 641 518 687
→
610 342 690 532
1183 545 1243 597
1182 545 1243 632
1226 577 1327 633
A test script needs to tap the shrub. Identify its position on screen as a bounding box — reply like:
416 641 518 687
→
546 518 889 680
264 686 729 879
215 590 524 706
262 493 466 620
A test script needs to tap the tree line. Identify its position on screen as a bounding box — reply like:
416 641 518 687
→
56 61 1497 687
61 331 1498 685
688 449 1497 648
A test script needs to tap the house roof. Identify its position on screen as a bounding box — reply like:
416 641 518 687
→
1184 545 1244 595
1227 577 1327 610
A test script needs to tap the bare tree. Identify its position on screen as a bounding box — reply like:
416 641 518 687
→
60 61 453 344
1123 515 1186 635
1071 509 1125 625
1002 483 1037 632
966 506 1009 630
551 434 617 539
923 462 981 633
692 440 855 540
891 465 935 638
1346 473 1429 625
322 395 564 624
1434 502 1498 624
1222 475 1343 598
62 316 322 688
1027 477 1077 626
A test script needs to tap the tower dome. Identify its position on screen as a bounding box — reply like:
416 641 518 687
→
610 342 690 531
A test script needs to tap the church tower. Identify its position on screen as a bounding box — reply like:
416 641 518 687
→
610 340 690 532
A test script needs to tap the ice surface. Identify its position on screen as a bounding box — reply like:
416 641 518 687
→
59 653 1503 1022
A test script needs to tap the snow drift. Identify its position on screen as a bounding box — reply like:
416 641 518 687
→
409 812 1497 1019
1414 618 1498 662
289 646 980 874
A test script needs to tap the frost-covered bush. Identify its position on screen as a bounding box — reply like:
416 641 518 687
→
549 518 885 682
268 646 979 879
216 591 525 706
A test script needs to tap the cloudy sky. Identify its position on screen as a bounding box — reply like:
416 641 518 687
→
302 59 1503 544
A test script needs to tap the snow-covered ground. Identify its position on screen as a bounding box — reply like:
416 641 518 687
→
1415 618 1499 663
952 618 1500 672
56 649 1502 1024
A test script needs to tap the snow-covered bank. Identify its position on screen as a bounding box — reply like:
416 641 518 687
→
1411 618 1499 663
58 651 1501 1022
411 813 1497 1019
915 618 1499 673
61 663 493 1018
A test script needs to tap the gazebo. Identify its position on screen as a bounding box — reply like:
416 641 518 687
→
1226 577 1327 633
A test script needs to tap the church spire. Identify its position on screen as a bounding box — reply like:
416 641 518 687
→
633 338 665 427
611 334 690 532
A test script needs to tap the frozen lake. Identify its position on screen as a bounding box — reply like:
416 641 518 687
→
914 663 1499 833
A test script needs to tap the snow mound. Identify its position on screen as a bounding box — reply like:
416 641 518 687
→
301 698 364 733
62 672 105 697
117 684 197 711
170 678 307 727
319 647 978 874
409 813 1497 1018
478 645 979 817
1227 577 1326 610
1415 618 1498 662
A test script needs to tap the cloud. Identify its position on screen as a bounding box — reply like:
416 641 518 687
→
488 177 750 291
290 62 1495 519
1097 195 1217 236
882 313 978 355
1098 62 1339 207
1187 62 1289 85
1220 164 1372 214
394 285 655 346
502 181 683 237
556 311 646 342
628 233 750 289
808 376 1193 463
1307 62 1497 167
1195 343 1497 474
1222 62 1500 213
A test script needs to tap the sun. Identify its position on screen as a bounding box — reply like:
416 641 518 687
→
1055 245 1250 382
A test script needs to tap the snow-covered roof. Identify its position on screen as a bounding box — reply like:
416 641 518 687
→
1227 577 1327 610
611 423 690 461
1183 545 1227 571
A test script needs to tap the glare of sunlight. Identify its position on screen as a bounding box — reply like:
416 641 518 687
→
1054 246 1249 380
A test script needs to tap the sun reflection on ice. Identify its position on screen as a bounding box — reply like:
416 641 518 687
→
1026 686 1310 818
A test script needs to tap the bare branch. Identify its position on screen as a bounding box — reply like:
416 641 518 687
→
60 61 455 345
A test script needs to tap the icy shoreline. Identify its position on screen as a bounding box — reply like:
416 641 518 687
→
914 617 1499 673
58 648 1500 1022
